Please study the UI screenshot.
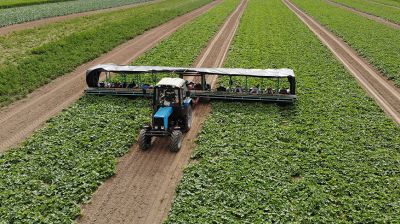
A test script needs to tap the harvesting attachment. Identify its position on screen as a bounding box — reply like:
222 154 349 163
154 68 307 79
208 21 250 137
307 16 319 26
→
84 64 297 152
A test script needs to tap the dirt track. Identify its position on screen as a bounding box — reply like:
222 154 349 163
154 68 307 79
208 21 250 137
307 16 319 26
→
0 0 222 153
284 0 400 124
0 1 158 36
77 1 247 223
324 0 400 30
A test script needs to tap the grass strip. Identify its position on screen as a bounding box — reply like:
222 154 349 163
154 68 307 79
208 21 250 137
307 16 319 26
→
0 0 211 107
0 0 241 222
166 0 400 222
292 0 400 86
331 0 400 24
0 0 152 27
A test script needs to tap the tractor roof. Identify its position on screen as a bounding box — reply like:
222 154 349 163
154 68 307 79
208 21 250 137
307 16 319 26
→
156 78 186 88
87 64 295 78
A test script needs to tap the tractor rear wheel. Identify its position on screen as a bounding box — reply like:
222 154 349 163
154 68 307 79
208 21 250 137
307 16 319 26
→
138 129 151 150
169 130 183 152
183 105 193 132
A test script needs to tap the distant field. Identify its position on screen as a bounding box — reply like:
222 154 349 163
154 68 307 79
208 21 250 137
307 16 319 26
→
332 0 400 24
0 0 152 27
0 0 73 9
366 0 400 8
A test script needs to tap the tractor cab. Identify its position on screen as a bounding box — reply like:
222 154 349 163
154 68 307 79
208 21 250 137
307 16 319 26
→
139 78 193 152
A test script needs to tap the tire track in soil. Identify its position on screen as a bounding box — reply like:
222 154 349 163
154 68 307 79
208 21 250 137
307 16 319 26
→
0 0 222 153
284 0 400 124
0 0 158 36
324 0 400 30
77 1 247 223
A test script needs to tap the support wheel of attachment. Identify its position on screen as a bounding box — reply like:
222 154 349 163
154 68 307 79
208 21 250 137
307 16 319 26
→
169 130 183 152
138 129 151 150
183 106 193 132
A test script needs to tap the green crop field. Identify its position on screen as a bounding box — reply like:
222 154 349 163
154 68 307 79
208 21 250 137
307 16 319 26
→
292 0 400 86
166 0 400 222
0 0 240 222
1 0 399 222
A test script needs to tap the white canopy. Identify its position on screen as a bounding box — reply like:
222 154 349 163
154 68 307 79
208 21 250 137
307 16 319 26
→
157 78 186 88
87 64 295 78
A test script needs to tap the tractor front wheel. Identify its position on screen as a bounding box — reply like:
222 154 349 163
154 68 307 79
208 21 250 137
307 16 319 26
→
138 129 152 150
169 130 183 152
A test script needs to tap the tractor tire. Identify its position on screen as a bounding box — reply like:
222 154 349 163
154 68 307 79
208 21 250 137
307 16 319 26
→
138 129 152 150
169 130 183 152
183 105 193 132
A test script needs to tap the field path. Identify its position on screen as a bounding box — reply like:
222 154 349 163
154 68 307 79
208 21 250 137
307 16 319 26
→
324 0 400 29
284 0 400 124
0 1 158 36
77 0 247 223
0 0 222 153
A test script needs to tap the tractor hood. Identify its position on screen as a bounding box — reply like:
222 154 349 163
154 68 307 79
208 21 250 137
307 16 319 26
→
154 107 173 129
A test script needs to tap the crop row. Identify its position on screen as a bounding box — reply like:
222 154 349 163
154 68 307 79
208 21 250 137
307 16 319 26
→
0 0 212 107
0 0 241 222
0 0 153 27
166 0 400 222
331 0 400 24
292 0 400 86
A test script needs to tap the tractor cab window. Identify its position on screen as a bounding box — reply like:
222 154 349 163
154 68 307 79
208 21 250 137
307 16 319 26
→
158 87 179 107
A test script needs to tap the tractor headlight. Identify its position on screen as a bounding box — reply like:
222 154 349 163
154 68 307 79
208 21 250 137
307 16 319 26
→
161 126 165 130
155 126 158 129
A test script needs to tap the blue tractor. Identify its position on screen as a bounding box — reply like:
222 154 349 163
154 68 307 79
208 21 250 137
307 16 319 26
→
138 78 193 152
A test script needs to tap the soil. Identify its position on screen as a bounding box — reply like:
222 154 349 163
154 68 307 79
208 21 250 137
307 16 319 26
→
284 0 400 124
324 0 400 30
0 0 222 153
77 1 248 223
0 0 159 36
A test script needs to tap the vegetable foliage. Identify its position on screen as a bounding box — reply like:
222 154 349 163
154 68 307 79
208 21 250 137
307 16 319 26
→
166 0 400 223
0 96 151 223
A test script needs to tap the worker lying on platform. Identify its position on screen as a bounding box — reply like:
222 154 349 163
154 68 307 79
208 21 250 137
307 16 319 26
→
279 88 289 94
250 85 260 94
216 85 227 92
235 86 243 93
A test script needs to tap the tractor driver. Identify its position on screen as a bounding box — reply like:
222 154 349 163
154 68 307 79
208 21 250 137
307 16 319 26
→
161 89 178 106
